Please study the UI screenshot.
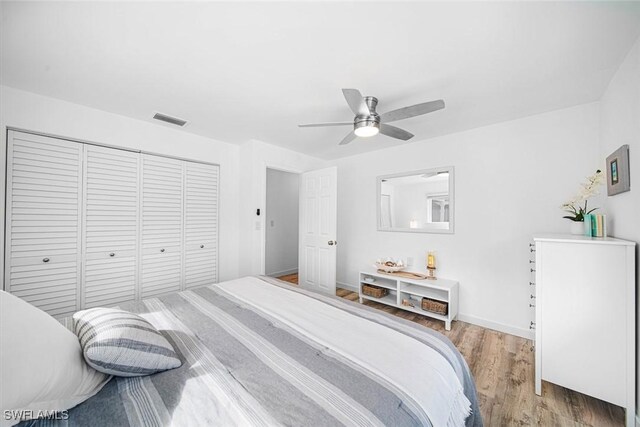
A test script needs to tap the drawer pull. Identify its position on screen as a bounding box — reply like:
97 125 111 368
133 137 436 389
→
160 248 165 253
529 303 535 308
529 260 535 264
530 268 536 273
530 294 536 299
529 281 535 286
110 253 115 257
200 245 205 249
43 258 50 263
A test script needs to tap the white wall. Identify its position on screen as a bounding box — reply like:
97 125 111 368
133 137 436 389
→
0 85 242 282
265 169 299 276
598 35 640 418
334 102 601 338
238 140 326 277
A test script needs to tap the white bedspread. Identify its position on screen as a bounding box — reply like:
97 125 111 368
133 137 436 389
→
217 277 471 427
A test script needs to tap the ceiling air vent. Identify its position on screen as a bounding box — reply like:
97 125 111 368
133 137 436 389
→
152 112 188 127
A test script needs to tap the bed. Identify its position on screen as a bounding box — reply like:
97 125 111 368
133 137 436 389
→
22 276 482 427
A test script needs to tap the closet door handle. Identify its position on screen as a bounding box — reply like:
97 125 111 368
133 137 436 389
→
43 258 50 263
160 248 165 253
109 253 115 257
200 245 204 249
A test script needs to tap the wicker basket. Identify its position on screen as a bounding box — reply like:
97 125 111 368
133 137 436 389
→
362 284 389 299
422 297 448 315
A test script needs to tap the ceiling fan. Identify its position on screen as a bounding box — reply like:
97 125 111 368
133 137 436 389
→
299 89 445 145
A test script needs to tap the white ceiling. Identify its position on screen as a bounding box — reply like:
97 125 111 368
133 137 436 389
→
2 2 640 160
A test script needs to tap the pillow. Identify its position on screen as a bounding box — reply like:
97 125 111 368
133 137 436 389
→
73 307 182 377
0 291 110 427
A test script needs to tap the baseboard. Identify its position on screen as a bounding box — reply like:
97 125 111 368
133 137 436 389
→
456 313 534 340
337 281 358 292
267 268 298 277
635 413 639 427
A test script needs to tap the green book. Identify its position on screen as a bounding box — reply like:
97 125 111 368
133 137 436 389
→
584 214 593 236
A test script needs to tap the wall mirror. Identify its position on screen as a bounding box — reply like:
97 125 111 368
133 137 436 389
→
377 166 454 233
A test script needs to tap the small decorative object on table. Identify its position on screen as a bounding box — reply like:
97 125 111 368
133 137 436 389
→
561 169 604 235
401 298 415 308
585 213 607 237
426 251 437 280
374 258 405 273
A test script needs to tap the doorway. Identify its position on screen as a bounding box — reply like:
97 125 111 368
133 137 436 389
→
265 168 300 284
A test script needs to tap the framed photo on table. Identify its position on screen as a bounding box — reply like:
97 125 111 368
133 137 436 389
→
606 145 630 196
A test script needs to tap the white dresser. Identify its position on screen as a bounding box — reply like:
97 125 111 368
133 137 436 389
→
533 234 635 426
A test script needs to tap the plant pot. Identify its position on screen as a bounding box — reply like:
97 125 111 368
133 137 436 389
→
570 221 584 235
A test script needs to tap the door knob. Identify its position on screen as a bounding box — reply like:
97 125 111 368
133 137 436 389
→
200 245 204 248
328 240 337 246
160 248 165 253
109 253 115 257
43 258 50 263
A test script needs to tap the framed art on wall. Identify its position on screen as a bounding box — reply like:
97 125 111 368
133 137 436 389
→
606 144 630 196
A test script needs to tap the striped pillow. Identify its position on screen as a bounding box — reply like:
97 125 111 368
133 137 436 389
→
73 308 182 377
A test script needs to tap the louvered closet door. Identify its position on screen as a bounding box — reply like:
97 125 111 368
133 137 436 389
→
184 162 219 288
140 155 184 298
4 131 83 317
83 145 139 308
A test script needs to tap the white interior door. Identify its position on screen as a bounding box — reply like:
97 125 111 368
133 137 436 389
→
184 161 219 289
82 145 139 308
298 166 337 294
4 131 83 317
140 155 184 298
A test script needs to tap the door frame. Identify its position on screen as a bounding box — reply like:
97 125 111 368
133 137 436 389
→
260 162 304 276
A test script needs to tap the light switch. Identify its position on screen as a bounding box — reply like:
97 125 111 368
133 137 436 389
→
406 257 413 266
270 220 275 227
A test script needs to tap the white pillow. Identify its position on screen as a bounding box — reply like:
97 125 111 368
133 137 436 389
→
0 291 110 426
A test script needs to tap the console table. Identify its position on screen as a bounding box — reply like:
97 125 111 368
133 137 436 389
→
358 270 459 330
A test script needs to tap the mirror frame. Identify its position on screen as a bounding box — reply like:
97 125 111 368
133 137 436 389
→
376 166 455 234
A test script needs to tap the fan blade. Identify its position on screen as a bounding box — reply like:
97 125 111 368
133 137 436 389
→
380 100 445 123
379 124 414 141
342 89 371 116
298 122 352 128
339 131 358 145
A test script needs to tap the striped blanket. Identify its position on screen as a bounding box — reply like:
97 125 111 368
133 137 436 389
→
24 276 482 427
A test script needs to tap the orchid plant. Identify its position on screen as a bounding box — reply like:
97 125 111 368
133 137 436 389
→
561 169 605 222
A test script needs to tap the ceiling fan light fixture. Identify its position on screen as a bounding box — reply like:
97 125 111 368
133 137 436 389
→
354 119 380 137
354 125 379 137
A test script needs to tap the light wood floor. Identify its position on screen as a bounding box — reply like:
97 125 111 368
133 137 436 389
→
276 273 299 285
276 273 625 426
